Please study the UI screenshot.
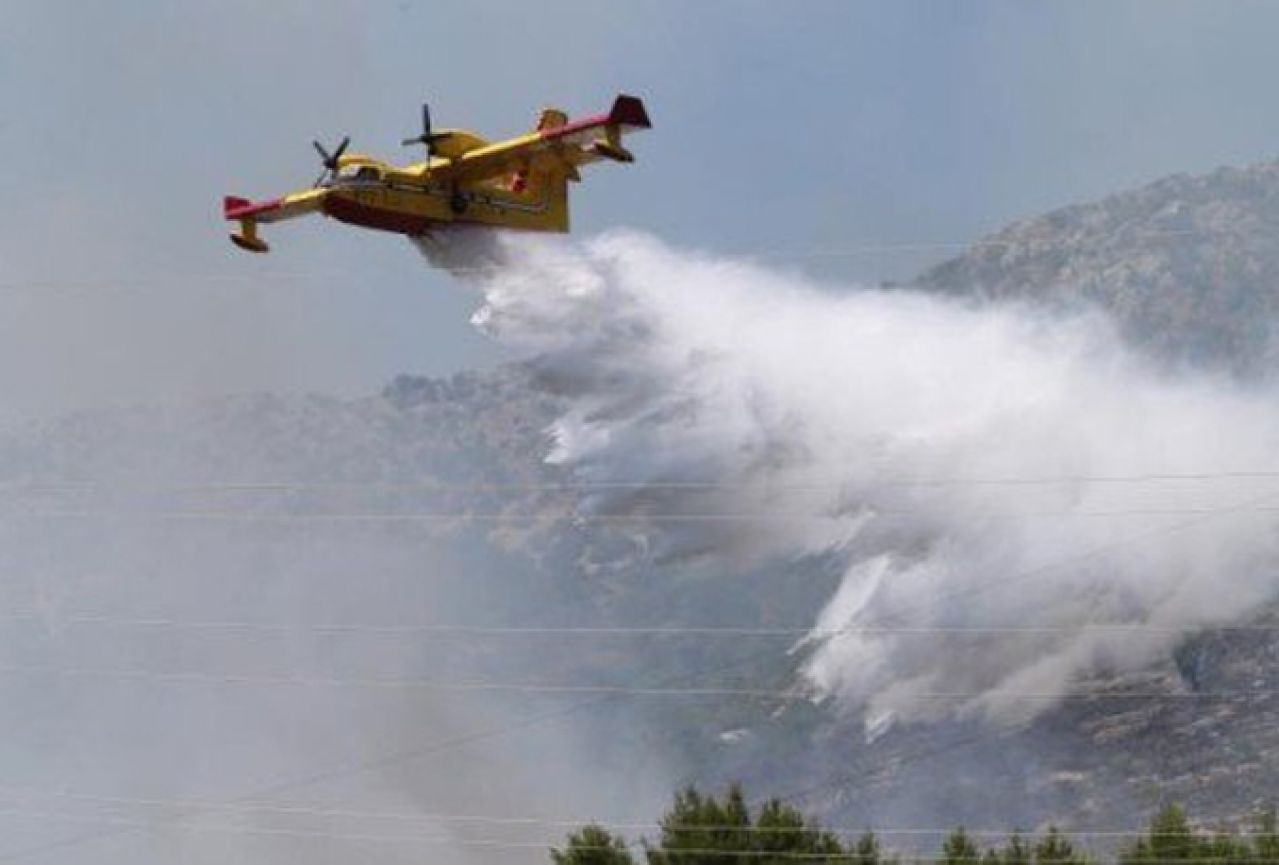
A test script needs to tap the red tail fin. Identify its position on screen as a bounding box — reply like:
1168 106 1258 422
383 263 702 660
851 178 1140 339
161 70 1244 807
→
608 95 651 129
223 196 253 219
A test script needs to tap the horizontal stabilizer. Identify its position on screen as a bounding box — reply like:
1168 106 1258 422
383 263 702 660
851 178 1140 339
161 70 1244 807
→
224 195 283 221
230 232 270 254
589 141 635 163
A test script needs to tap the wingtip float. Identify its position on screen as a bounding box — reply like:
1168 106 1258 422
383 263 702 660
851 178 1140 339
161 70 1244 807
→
224 94 651 254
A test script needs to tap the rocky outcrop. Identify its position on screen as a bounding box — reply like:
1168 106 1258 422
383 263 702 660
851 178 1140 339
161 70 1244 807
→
919 160 1279 376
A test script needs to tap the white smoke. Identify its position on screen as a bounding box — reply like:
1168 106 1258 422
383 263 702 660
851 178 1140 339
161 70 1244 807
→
430 229 1279 734
0 383 671 865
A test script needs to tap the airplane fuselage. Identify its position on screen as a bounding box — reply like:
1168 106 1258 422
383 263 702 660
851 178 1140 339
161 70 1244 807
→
317 172 568 237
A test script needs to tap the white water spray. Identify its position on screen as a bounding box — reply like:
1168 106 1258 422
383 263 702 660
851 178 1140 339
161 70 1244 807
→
428 229 1279 734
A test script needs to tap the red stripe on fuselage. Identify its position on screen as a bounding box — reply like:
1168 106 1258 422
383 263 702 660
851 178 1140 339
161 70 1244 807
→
322 195 437 235
539 112 611 141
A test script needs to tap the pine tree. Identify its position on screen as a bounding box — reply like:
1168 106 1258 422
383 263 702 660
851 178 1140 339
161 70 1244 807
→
853 831 883 865
1034 827 1085 865
646 784 754 865
999 832 1032 865
551 784 849 865
942 828 982 865
1122 805 1195 865
1119 804 1253 865
552 824 636 865
752 797 846 862
1149 805 1196 862
1253 809 1279 865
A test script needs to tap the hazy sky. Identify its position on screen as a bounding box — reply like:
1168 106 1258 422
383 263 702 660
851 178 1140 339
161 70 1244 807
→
4 0 1279 417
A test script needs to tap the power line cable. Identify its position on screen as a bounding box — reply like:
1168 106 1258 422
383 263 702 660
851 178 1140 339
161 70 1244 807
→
1 664 1274 702
0 784 1270 840
12 501 1279 525
6 469 1279 495
0 226 1247 293
2 804 1275 859
9 611 1279 638
0 639 784 863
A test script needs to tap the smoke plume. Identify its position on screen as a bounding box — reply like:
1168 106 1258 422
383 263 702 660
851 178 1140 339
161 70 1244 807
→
430 229 1279 735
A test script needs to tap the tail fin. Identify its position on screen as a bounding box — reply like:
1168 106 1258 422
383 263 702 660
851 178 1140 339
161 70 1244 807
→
591 95 651 162
223 196 253 219
607 95 651 130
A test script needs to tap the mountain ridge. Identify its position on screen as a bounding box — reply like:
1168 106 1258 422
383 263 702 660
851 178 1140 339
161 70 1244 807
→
919 157 1279 376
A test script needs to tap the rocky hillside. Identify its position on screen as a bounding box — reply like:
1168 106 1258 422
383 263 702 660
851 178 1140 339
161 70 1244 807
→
691 159 1279 838
919 159 1279 376
699 616 1279 846
698 159 1279 839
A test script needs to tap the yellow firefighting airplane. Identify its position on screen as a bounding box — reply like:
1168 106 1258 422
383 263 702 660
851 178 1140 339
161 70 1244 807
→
224 94 651 253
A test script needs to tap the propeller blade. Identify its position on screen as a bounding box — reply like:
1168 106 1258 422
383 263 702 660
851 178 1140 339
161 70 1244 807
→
311 136 350 187
313 136 350 170
403 103 449 152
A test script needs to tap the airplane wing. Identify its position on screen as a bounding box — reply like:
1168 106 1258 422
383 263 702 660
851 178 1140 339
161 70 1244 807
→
437 94 652 183
223 189 326 252
224 189 325 224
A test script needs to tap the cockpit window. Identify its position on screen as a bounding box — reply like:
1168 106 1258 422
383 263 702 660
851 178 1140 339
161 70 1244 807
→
338 164 382 181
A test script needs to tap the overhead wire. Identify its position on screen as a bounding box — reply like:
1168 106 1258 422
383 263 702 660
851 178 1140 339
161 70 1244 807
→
10 501 1279 525
0 784 1267 840
0 662 1274 703
1 803 1277 858
4 467 1278 525
2 472 1276 651
4 468 1279 494
0 633 795 863
10 612 1279 638
0 225 1226 292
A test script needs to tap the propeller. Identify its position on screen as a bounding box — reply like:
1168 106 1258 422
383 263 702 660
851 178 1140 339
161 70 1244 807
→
401 102 453 158
312 136 351 187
